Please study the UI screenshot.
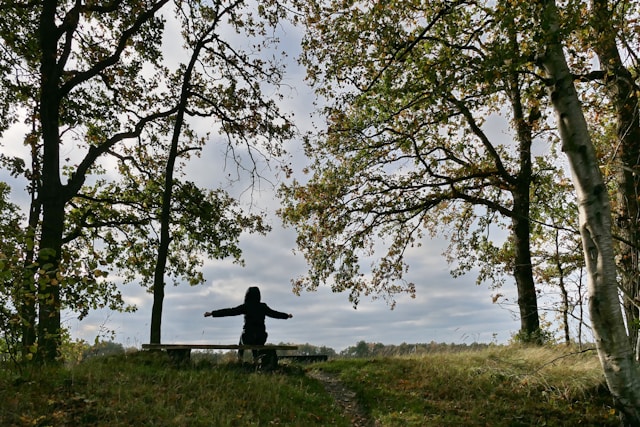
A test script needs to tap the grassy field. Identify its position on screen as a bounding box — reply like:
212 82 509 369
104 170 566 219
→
0 345 620 426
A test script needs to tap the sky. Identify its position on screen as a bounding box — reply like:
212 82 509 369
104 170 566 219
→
1 4 547 353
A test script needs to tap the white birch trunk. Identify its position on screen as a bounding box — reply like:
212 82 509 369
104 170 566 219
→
537 0 640 423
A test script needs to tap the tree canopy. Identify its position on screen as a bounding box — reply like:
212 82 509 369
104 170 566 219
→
279 0 579 346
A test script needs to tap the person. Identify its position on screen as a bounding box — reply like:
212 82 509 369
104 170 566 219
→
204 286 292 362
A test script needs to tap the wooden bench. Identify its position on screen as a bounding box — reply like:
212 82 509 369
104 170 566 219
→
141 343 299 366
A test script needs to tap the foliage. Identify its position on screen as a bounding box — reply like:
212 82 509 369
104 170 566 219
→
58 331 90 367
529 170 587 343
81 340 125 360
69 178 271 290
0 182 27 363
279 0 576 342
510 328 555 346
339 340 497 358
292 342 338 357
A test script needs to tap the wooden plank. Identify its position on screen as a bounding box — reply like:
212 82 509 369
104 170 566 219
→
142 343 298 351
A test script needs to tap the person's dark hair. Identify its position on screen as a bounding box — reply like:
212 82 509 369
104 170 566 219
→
244 286 261 304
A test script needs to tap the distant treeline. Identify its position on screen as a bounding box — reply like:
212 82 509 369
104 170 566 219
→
71 340 498 362
293 340 496 359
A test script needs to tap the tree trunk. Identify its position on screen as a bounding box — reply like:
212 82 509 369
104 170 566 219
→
538 0 640 423
36 197 65 363
20 136 41 358
512 181 541 341
591 0 640 355
554 229 571 344
20 182 40 358
34 0 65 363
507 62 541 342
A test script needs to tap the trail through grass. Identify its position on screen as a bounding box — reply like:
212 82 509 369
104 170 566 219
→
315 345 617 426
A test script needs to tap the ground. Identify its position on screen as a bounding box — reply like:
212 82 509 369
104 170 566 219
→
307 369 379 427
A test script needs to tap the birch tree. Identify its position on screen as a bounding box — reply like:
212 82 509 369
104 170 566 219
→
536 0 640 422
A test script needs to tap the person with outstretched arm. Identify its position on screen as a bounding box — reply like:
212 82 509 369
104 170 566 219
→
204 286 292 362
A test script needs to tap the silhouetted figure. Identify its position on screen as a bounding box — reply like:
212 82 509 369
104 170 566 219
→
204 286 292 362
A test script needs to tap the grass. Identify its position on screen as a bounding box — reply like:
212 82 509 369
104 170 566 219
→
0 345 619 426
317 345 617 426
1 352 349 426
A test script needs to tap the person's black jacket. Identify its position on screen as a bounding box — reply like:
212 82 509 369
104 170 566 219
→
208 302 289 335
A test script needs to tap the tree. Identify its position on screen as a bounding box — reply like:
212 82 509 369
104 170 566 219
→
280 0 572 341
282 0 640 417
530 173 587 345
30 0 174 363
535 0 640 422
345 340 372 358
144 0 291 344
0 182 26 362
0 146 40 358
0 0 291 362
36 0 174 363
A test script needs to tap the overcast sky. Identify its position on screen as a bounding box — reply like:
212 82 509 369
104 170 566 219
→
1 5 549 353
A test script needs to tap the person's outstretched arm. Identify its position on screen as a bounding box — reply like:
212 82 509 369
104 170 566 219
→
264 304 293 319
204 305 244 317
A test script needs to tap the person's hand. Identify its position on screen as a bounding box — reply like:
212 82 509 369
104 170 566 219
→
204 312 211 317
288 313 293 318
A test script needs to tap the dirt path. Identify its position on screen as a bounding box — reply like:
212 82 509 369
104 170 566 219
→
307 369 378 427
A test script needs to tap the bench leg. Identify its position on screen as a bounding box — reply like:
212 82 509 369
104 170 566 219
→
257 349 278 370
166 349 191 364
